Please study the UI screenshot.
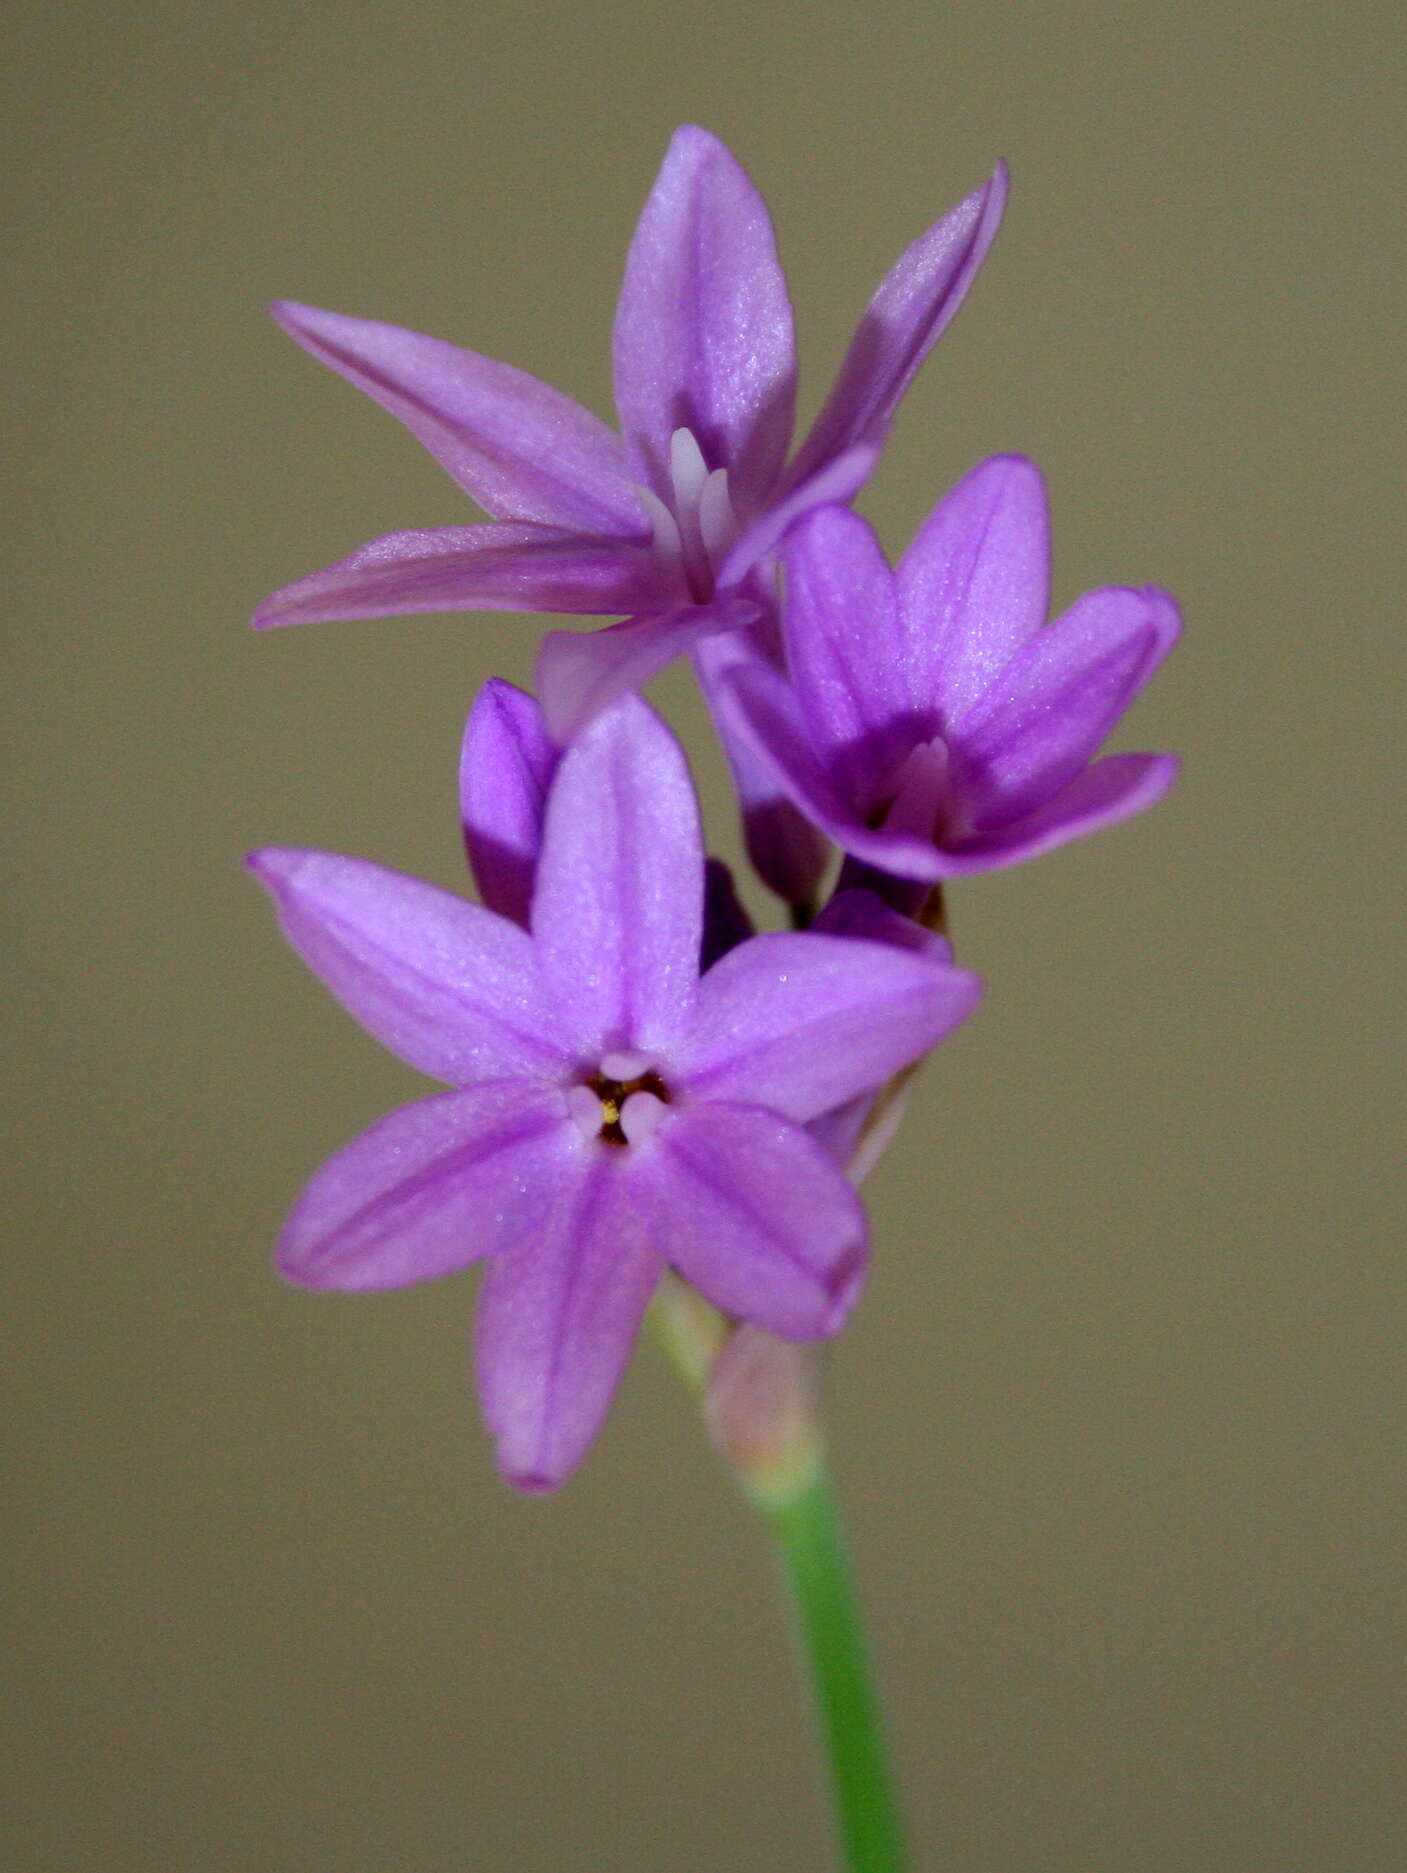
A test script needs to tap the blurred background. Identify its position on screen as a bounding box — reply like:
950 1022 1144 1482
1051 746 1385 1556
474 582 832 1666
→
7 2 1403 1867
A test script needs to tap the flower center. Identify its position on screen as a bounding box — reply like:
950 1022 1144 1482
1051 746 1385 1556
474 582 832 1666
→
636 428 741 603
877 736 969 843
568 1050 673 1148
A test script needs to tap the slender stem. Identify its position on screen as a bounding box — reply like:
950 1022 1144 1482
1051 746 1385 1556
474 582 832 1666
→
765 1464 908 1873
654 1298 908 1869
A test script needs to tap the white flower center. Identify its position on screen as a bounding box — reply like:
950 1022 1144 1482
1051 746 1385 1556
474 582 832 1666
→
567 1052 672 1148
636 428 741 603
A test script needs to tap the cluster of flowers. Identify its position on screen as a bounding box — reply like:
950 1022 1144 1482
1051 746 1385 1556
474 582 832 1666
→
251 129 1178 1492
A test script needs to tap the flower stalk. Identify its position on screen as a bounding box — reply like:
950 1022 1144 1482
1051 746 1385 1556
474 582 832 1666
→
698 1324 906 1871
767 1463 908 1873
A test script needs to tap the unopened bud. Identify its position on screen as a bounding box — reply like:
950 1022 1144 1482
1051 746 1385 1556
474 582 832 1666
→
705 1326 824 1511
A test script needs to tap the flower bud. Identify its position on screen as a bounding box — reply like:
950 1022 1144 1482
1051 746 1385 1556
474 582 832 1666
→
705 1326 824 1511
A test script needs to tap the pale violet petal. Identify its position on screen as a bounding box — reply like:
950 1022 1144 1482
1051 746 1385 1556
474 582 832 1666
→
247 849 569 1084
952 586 1181 828
717 442 880 591
630 1102 867 1337
277 1083 578 1291
612 127 796 508
785 163 1008 486
780 506 917 811
475 1156 662 1490
938 752 1180 873
676 930 980 1121
460 681 558 927
896 455 1051 724
535 598 754 744
272 301 645 536
531 697 703 1059
252 524 664 629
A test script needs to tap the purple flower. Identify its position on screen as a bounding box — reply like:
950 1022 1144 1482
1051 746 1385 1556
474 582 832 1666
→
249 698 980 1489
252 126 1006 739
723 457 1181 882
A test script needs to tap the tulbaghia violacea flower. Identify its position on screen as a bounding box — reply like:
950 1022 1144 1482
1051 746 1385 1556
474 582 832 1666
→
249 698 980 1489
252 125 1006 741
723 456 1181 882
458 677 938 1182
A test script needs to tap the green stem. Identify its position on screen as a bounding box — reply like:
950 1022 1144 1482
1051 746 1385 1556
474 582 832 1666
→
765 1464 908 1873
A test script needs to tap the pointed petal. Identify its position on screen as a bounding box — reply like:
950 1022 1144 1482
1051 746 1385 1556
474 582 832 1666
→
720 654 883 853
252 524 664 629
247 849 569 1084
535 597 755 744
952 586 1181 828
531 697 702 1058
896 455 1051 723
780 506 916 809
612 126 796 506
271 301 645 535
939 752 1180 873
277 1083 578 1291
676 930 979 1121
475 1157 662 1490
693 630 830 907
632 1103 866 1337
460 681 558 926
786 162 1008 485
717 440 880 591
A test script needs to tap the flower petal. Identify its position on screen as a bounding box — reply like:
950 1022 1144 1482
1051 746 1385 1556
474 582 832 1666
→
271 301 646 536
780 505 915 810
252 524 664 629
896 455 1051 724
612 126 796 507
531 696 702 1059
631 1103 867 1338
247 849 569 1084
785 163 1008 485
693 630 830 907
720 654 885 853
676 930 980 1121
535 597 755 744
952 586 1181 828
277 1083 578 1291
475 1156 662 1490
717 440 880 591
939 752 1180 873
460 681 558 927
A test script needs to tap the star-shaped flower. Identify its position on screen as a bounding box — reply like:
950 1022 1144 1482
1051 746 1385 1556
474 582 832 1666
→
252 126 1006 739
723 457 1181 882
249 698 980 1489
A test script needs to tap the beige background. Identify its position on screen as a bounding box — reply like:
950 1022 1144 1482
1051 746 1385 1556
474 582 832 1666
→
8 2 1403 1868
